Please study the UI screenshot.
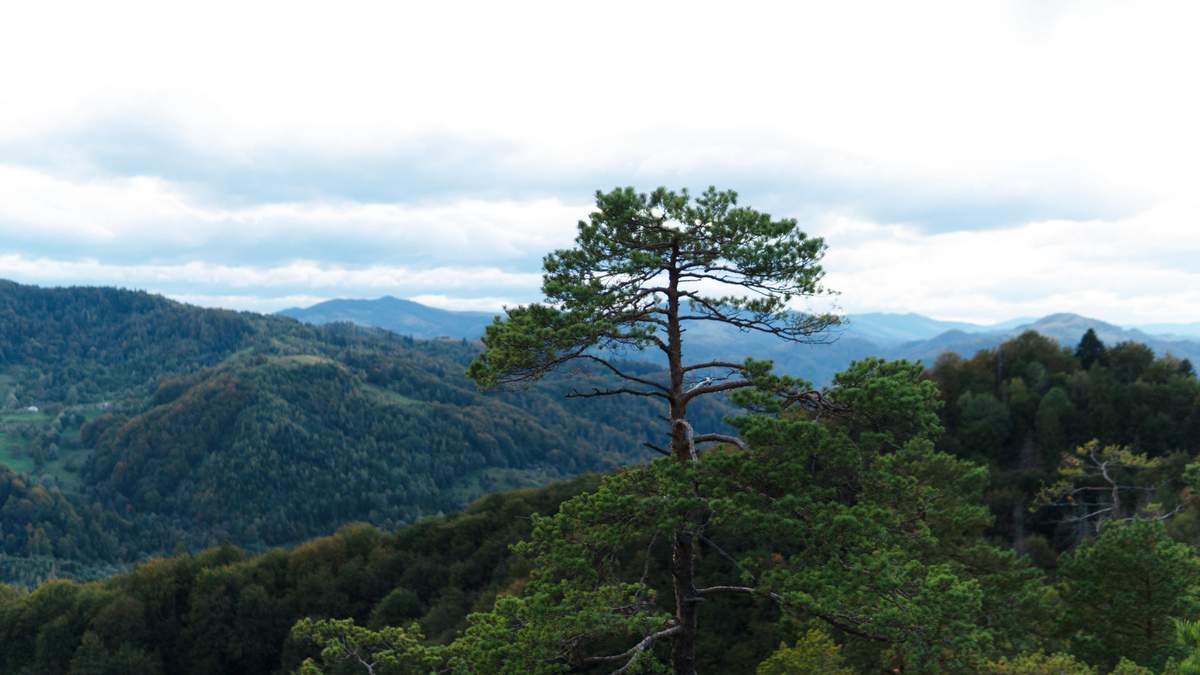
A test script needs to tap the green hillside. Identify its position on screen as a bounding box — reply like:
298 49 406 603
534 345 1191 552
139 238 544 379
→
0 281 729 584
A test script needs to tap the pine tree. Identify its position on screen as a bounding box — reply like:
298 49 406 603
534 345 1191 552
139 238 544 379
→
468 186 838 673
1075 328 1107 369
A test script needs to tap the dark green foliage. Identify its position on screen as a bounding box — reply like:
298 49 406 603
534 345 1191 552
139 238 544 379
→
927 330 1200 553
469 186 836 389
1058 519 1200 670
1074 329 1107 370
0 476 595 675
444 359 1051 673
76 351 705 558
0 281 729 580
0 280 260 404
0 465 121 568
466 185 840 674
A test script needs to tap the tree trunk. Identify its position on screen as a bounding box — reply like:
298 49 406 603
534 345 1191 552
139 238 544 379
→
665 248 699 674
671 530 699 675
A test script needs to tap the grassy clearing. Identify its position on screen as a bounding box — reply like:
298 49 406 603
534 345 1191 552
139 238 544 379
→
0 405 103 488
0 411 45 474
0 440 34 474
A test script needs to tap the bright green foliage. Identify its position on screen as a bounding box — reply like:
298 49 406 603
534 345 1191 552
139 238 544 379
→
290 617 442 674
982 651 1095 674
1058 518 1200 670
1036 441 1173 526
1111 658 1156 675
1167 619 1200 674
756 628 853 675
449 358 1050 672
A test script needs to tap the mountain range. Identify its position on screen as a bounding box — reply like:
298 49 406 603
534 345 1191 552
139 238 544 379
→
280 297 1200 384
4 281 1198 587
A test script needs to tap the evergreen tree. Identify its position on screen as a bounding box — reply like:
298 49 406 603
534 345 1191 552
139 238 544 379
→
1058 519 1200 670
450 359 1050 672
468 186 837 673
1074 329 1107 370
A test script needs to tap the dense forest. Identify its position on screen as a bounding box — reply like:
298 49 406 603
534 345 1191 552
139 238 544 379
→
0 281 728 585
930 329 1200 556
4 335 1200 673
0 476 598 675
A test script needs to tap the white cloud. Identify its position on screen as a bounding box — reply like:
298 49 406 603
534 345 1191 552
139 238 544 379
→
813 202 1200 325
4 1 1198 203
407 295 515 313
0 254 543 311
0 165 582 264
2 1 1200 322
166 294 331 313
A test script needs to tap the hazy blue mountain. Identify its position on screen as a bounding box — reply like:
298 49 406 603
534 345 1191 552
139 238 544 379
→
277 298 1200 383
839 312 988 345
892 313 1200 365
1138 321 1200 340
673 312 1200 383
280 296 496 340
280 299 1001 346
985 316 1041 331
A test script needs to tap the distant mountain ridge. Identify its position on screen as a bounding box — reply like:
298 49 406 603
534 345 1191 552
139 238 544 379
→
277 298 1003 345
1138 321 1200 340
279 297 1200 383
894 313 1200 366
279 296 496 340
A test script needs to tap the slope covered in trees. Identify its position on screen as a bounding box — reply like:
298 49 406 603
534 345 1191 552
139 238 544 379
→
0 476 598 675
929 329 1200 555
7 351 1200 673
0 281 729 584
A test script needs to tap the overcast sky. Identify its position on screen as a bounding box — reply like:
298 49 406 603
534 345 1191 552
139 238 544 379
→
2 1 1198 325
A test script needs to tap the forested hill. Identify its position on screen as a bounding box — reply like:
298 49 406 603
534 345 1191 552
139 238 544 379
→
0 280 267 403
0 281 728 585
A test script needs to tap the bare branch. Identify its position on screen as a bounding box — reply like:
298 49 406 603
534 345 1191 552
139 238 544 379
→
567 387 672 401
576 354 670 393
699 535 741 571
643 442 671 457
681 379 754 404
681 360 747 374
674 292 839 343
584 624 683 674
696 585 763 596
693 433 747 451
692 586 887 643
782 389 848 414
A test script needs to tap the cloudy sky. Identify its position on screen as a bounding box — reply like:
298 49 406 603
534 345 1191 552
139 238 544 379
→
2 1 1198 325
